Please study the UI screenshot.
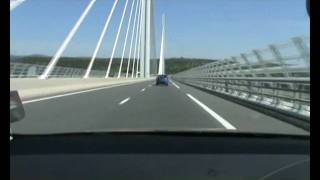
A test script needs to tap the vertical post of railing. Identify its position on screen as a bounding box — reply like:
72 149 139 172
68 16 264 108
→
63 68 68 77
273 82 280 106
293 83 302 111
221 61 227 77
69 68 74 77
11 63 17 76
60 67 65 77
215 61 222 77
211 63 217 78
259 82 266 101
57 67 63 77
65 68 70 77
227 59 237 77
18 65 26 78
70 69 75 77
39 0 97 79
58 67 63 77
247 80 252 98
225 79 229 93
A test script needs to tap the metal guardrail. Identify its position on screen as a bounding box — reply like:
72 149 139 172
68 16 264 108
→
175 77 309 114
173 36 310 121
10 63 106 78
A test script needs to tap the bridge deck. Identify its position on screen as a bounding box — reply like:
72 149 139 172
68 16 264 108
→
11 79 308 135
10 78 152 101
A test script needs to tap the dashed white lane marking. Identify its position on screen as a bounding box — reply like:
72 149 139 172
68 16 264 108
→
186 93 236 130
170 81 180 89
140 88 146 92
22 83 134 104
119 97 130 105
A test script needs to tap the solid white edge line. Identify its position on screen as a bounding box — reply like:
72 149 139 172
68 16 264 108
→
170 81 180 89
119 97 130 105
186 93 236 130
22 82 136 104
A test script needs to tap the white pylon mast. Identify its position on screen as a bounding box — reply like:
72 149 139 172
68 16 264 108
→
158 14 165 75
145 0 151 78
139 0 146 77
135 17 143 78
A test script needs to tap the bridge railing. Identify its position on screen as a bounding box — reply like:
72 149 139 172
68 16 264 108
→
175 76 309 115
173 36 310 123
10 63 106 78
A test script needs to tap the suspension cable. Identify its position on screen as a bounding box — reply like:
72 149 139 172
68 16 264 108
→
131 0 143 78
39 0 97 79
126 0 141 78
83 0 119 78
117 0 136 78
135 4 144 78
105 0 130 78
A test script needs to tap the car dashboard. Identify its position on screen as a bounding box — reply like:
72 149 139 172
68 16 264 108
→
10 132 309 180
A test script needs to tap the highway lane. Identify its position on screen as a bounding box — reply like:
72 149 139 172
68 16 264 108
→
12 81 154 134
171 80 308 135
11 78 308 135
101 81 228 130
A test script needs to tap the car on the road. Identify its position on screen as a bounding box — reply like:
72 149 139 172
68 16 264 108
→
156 75 169 86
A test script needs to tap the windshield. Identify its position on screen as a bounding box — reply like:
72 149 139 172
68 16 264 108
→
10 0 309 136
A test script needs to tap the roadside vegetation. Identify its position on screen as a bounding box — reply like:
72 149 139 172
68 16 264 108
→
11 55 216 74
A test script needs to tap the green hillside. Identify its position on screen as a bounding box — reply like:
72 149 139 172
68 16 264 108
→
12 56 216 75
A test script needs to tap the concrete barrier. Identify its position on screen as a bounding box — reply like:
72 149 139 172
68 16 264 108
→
10 78 154 101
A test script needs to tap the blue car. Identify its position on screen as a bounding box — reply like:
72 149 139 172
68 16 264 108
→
156 75 169 86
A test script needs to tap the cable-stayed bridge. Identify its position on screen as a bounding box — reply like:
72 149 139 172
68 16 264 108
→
10 0 309 135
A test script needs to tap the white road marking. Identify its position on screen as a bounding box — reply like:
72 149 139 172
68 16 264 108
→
186 93 236 130
22 83 135 104
119 97 130 105
140 88 146 92
170 81 180 89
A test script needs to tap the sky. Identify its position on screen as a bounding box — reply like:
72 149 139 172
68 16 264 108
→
10 0 309 59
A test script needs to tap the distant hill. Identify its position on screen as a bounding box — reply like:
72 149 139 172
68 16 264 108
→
10 55 216 74
10 55 23 61
164 58 216 74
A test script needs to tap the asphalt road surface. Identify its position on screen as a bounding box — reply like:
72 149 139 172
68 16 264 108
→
11 79 308 135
